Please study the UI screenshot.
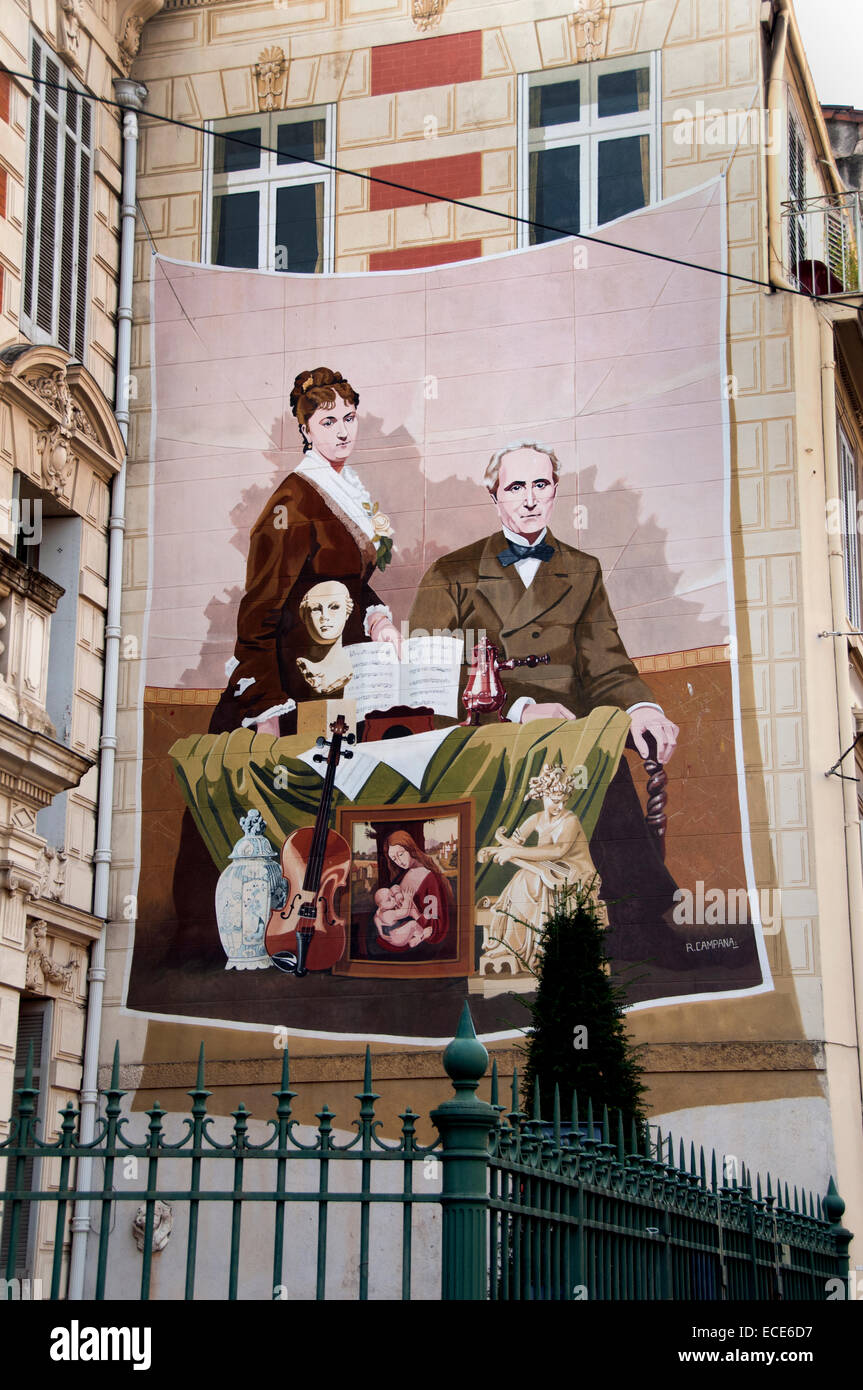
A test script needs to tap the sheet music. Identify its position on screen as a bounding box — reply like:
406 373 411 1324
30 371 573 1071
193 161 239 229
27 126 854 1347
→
341 635 462 719
404 633 462 719
342 642 401 719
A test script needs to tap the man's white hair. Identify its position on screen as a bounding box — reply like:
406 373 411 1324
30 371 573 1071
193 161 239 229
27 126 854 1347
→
484 440 561 496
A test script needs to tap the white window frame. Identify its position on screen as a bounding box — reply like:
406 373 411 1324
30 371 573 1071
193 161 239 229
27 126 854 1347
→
201 106 335 273
20 33 92 358
517 51 661 248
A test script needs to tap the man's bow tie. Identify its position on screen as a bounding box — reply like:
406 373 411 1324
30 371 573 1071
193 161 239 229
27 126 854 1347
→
497 539 554 568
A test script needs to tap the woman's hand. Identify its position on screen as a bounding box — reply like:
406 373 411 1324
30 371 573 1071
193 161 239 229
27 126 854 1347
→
367 613 403 653
255 716 282 737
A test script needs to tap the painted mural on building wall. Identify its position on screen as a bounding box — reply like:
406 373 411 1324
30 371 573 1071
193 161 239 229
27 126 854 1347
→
124 179 771 1040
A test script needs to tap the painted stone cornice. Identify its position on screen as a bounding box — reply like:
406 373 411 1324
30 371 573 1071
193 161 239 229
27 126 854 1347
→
0 550 64 615
0 712 93 807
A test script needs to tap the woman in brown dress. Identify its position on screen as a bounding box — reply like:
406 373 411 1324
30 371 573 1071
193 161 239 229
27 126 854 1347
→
210 367 399 735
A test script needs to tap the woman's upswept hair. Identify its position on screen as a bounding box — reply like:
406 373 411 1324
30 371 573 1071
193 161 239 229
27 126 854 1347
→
290 367 359 449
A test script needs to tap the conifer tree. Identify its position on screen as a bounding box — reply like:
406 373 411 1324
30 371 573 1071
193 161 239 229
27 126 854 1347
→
519 883 647 1130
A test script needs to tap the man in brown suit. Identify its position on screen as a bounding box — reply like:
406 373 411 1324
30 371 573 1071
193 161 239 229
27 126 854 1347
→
409 443 678 759
409 441 689 978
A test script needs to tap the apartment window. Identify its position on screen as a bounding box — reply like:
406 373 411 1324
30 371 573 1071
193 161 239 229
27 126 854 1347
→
518 53 660 246
839 424 861 629
20 35 91 358
203 108 334 273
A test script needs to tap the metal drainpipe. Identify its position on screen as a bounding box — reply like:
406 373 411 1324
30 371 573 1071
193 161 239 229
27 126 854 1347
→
765 9 796 293
67 76 148 1302
819 318 863 1116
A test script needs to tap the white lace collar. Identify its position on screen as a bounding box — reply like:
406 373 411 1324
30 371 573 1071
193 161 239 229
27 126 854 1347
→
295 448 376 542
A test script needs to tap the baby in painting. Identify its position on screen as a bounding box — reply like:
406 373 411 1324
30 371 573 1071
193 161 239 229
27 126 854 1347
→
372 885 434 949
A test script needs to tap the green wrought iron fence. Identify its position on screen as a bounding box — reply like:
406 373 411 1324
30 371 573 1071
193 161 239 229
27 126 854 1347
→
0 1004 852 1301
486 1075 848 1301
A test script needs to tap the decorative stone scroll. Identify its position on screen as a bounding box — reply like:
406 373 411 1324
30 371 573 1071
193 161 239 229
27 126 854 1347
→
118 15 145 76
116 0 165 78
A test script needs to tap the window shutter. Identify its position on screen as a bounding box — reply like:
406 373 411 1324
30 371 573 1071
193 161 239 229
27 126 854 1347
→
75 101 92 358
59 130 77 350
75 148 91 359
35 108 59 336
21 36 92 357
22 38 41 322
0 1000 49 1277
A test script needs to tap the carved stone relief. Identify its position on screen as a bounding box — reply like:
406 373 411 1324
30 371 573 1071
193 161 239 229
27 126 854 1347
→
23 364 98 501
25 918 78 995
35 425 76 502
412 0 448 31
570 0 610 62
118 15 146 75
30 846 68 903
254 48 287 113
58 0 86 69
133 1201 173 1252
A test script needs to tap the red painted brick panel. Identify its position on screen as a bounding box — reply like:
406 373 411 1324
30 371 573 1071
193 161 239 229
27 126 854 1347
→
371 32 482 96
0 72 9 124
369 240 481 272
370 152 482 211
0 169 6 219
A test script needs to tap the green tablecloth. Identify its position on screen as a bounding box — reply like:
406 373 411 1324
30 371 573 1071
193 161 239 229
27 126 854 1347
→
169 708 630 902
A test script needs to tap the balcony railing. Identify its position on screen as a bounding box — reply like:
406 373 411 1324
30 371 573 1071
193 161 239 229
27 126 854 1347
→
782 191 863 297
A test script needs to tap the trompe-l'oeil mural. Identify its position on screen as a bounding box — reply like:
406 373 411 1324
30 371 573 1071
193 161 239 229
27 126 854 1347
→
127 180 770 1041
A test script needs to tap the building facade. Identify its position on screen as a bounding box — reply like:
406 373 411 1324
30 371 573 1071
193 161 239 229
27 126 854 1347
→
0 0 140 1284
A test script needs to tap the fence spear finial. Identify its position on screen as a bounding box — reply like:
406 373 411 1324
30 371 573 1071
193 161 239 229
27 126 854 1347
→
441 1002 488 1102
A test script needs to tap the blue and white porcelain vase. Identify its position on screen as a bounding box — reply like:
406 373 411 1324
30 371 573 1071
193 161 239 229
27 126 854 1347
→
215 810 287 970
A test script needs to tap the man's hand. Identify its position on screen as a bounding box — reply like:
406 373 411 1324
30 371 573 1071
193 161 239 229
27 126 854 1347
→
629 707 678 764
255 716 282 737
519 702 577 723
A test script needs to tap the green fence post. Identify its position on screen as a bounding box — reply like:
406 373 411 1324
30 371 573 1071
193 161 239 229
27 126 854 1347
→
431 1002 497 1301
823 1177 852 1289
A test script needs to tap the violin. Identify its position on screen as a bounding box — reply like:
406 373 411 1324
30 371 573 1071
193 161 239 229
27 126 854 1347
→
265 714 354 977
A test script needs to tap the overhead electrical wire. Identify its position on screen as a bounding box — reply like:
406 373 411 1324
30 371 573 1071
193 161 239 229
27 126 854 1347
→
2 63 842 299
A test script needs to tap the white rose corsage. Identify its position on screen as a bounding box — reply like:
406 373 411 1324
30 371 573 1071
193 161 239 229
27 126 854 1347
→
363 501 394 571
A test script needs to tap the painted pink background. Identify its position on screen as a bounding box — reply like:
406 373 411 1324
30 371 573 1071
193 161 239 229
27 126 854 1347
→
146 182 728 691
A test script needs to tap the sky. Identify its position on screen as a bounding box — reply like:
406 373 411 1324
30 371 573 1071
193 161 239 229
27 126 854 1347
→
791 0 863 109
